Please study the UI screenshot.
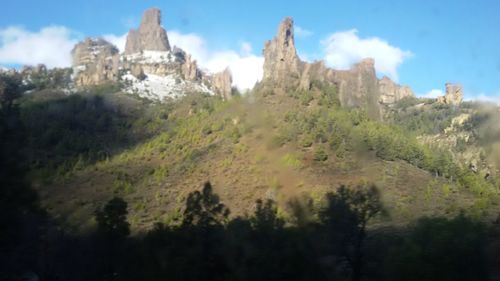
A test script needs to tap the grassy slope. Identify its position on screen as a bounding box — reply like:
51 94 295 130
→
31 89 499 234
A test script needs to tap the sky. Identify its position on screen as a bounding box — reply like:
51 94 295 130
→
1 0 499 101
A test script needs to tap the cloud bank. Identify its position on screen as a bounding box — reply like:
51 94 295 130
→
321 29 412 82
0 26 79 68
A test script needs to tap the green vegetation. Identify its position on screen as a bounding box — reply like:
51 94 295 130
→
2 72 500 280
388 99 459 135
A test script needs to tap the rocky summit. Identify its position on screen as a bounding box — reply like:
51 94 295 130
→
262 17 302 88
124 8 171 55
69 11 462 110
71 8 232 101
72 38 120 86
259 17 416 119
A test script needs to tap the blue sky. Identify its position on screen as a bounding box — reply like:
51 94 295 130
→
1 0 499 100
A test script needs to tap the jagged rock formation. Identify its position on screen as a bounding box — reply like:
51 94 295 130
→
212 68 233 100
263 17 302 88
260 17 414 118
378 76 415 104
124 8 171 55
72 38 119 86
438 83 463 105
71 8 233 101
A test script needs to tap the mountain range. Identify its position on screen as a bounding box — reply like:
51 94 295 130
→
1 7 500 281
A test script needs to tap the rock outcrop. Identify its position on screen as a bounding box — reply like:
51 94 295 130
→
124 8 171 55
262 17 302 88
438 83 463 105
71 8 233 101
261 17 412 118
212 68 233 100
378 76 415 104
71 38 120 86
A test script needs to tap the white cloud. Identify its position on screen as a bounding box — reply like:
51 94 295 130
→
321 29 412 82
295 26 313 38
168 32 263 91
203 49 264 91
103 33 127 53
169 31 209 63
420 89 444 98
465 93 500 105
0 26 79 68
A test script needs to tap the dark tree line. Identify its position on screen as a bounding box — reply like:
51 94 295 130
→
13 181 490 281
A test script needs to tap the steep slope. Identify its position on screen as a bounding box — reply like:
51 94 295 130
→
34 87 498 233
7 12 496 235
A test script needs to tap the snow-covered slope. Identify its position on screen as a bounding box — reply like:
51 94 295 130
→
122 72 213 101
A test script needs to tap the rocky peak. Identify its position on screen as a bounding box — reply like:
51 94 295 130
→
71 8 233 100
438 83 463 105
262 17 301 87
71 38 120 86
124 8 171 55
378 76 415 105
72 38 119 65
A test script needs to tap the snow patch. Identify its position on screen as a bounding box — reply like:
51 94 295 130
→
122 50 176 64
121 72 213 101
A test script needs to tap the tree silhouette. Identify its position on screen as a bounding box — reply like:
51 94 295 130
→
182 181 230 228
0 73 22 111
95 197 130 240
320 184 383 281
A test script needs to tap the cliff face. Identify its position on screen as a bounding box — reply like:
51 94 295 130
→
260 17 415 118
71 8 232 100
378 76 415 104
212 68 233 100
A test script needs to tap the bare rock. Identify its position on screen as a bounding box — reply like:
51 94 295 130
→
181 54 200 81
378 76 415 104
212 68 233 100
71 38 120 86
334 58 381 118
262 17 302 89
260 17 383 118
67 8 241 100
124 8 171 55
438 83 463 105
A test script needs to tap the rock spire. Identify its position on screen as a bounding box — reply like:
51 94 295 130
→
124 8 171 55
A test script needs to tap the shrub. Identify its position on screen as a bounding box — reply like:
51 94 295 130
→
314 148 328 162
